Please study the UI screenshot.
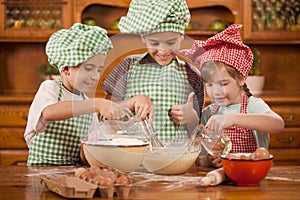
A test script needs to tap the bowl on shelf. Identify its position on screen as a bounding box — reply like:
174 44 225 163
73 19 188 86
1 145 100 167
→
221 153 274 186
142 139 201 175
82 137 149 173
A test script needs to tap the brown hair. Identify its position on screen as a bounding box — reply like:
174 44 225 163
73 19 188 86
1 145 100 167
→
200 62 252 97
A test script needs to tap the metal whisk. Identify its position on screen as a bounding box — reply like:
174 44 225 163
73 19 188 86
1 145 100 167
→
141 118 164 148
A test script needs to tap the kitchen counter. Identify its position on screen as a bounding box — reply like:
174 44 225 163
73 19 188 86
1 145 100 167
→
0 165 299 199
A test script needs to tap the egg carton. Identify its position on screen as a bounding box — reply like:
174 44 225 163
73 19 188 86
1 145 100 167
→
98 184 131 198
39 174 132 198
39 174 97 198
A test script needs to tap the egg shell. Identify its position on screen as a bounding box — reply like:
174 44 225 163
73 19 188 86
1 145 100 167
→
115 175 130 185
78 170 94 182
74 167 88 178
99 177 114 187
107 171 118 182
91 175 104 185
252 147 270 160
89 165 103 175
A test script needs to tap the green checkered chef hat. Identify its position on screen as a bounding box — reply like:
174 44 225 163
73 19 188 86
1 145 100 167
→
118 0 190 35
46 23 113 72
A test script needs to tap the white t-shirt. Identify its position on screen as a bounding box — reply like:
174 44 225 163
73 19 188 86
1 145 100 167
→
24 80 98 147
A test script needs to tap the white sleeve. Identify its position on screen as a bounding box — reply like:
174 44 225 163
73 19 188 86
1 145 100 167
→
247 97 271 114
24 80 59 147
247 97 271 149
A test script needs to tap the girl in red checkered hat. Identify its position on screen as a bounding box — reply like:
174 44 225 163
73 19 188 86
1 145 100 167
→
181 24 284 168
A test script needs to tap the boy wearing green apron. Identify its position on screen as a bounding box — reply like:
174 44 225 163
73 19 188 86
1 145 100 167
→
25 23 153 166
102 0 205 145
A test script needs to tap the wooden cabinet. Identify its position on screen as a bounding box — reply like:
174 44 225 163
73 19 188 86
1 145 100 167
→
262 94 300 165
242 0 300 42
0 0 73 41
0 96 32 165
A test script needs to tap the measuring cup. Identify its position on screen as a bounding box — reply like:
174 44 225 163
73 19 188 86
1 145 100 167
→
193 124 232 156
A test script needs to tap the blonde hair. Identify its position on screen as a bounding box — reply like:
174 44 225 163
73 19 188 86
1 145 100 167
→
200 62 252 97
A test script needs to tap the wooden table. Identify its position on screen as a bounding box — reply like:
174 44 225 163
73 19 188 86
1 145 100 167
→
0 165 299 199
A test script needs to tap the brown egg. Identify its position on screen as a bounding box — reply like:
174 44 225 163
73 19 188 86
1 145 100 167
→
99 177 114 187
115 175 130 185
77 170 90 180
84 171 97 182
89 165 102 175
107 171 118 182
101 168 110 177
74 167 87 178
251 147 270 160
91 175 104 185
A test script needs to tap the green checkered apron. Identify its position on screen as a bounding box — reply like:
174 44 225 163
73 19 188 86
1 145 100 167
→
27 80 93 166
125 54 190 144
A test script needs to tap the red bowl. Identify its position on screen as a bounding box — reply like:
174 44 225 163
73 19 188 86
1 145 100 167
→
221 153 273 186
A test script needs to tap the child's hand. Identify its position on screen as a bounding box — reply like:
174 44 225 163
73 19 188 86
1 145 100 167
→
206 114 235 132
96 99 128 120
170 92 198 125
129 95 154 123
207 154 222 168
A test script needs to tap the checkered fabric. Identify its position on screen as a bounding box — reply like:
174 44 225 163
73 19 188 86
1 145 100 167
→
180 24 253 78
27 80 93 166
118 0 190 35
124 54 191 144
46 23 112 72
210 92 257 153
101 53 205 124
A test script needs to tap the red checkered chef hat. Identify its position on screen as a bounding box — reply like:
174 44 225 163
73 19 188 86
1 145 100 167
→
180 24 253 78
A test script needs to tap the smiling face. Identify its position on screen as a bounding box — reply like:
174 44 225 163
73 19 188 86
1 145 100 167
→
61 54 106 94
142 32 183 66
201 62 245 106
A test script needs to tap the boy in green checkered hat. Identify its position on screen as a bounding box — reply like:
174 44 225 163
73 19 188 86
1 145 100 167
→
102 0 205 145
25 23 153 166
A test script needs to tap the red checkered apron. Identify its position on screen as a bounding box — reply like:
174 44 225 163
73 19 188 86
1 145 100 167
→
210 92 257 153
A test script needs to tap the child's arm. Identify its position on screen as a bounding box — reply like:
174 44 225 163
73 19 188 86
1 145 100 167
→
206 110 284 134
42 95 153 122
42 98 127 121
